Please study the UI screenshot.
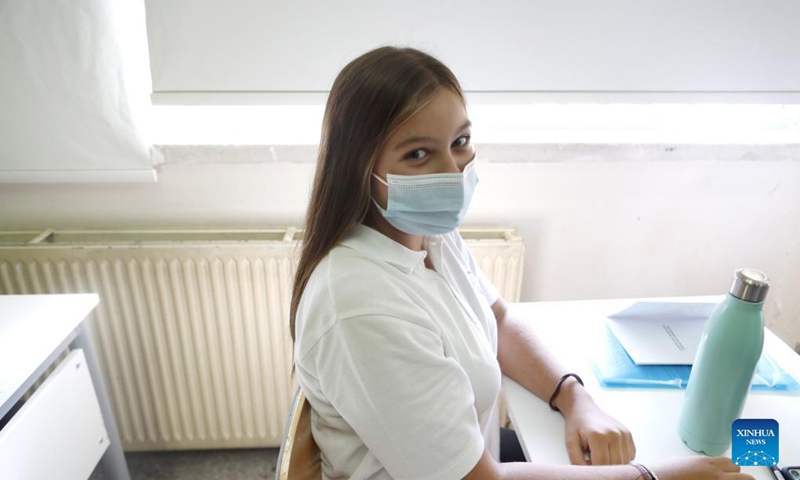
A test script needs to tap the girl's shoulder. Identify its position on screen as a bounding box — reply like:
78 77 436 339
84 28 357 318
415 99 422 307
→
294 244 434 361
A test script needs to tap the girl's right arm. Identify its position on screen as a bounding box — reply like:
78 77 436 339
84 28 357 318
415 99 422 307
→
463 449 756 480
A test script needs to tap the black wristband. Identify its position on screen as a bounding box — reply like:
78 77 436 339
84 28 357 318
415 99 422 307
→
548 373 584 412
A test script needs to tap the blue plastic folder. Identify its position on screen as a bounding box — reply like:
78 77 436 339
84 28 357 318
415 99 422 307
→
589 323 800 392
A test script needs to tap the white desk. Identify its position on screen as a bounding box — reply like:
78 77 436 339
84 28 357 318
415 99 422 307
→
502 296 800 480
0 294 131 480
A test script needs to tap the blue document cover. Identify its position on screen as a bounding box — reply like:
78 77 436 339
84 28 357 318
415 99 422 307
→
589 323 800 392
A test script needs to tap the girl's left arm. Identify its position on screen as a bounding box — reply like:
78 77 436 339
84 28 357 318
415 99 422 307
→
491 297 637 467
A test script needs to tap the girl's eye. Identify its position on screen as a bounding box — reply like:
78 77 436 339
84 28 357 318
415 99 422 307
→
454 135 471 148
405 149 427 160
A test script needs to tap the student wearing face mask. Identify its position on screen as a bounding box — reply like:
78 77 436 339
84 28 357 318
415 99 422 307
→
290 46 753 480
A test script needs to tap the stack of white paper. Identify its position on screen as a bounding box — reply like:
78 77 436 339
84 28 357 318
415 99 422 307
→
606 298 725 365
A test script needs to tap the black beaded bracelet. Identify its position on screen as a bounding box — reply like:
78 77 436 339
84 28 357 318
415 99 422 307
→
548 373 585 412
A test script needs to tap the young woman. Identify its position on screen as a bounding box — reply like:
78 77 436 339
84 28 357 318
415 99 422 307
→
290 46 753 480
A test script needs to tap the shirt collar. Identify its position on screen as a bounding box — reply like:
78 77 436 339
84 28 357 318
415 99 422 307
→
338 223 429 274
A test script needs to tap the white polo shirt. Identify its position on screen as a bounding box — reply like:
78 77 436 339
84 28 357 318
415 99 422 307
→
294 223 503 480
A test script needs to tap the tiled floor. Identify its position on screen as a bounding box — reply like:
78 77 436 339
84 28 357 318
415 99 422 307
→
89 448 280 480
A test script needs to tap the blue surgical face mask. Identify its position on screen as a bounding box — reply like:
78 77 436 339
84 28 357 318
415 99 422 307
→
371 158 478 235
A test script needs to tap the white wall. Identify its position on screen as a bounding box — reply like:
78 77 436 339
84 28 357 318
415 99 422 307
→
1 154 798 350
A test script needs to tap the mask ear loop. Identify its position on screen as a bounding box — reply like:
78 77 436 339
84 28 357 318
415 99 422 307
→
370 197 387 213
372 172 389 186
370 173 390 213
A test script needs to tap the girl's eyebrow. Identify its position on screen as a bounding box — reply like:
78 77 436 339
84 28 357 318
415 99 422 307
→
392 120 472 151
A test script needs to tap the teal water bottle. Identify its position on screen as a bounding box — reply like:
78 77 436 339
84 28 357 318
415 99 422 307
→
678 268 769 456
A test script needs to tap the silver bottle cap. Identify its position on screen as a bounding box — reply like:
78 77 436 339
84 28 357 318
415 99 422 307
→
729 268 770 303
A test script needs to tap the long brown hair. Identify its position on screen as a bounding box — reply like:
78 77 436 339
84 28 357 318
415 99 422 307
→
290 46 465 342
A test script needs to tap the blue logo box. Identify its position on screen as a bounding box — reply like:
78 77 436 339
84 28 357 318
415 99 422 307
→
732 418 779 466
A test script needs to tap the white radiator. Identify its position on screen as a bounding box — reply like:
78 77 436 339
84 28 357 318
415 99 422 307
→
0 227 524 450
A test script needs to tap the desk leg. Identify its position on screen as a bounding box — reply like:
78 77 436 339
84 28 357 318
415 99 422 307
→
70 322 132 480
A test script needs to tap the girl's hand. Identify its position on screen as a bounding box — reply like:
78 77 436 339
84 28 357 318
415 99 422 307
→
562 396 636 465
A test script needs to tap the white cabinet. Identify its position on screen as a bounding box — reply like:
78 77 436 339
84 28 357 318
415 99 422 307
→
0 294 130 480
0 350 108 480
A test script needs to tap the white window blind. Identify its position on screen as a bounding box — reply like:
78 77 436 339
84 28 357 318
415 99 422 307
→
0 0 157 184
145 0 800 105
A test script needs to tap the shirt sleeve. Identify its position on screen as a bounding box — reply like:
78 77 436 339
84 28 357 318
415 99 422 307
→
311 314 485 480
